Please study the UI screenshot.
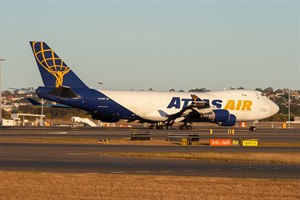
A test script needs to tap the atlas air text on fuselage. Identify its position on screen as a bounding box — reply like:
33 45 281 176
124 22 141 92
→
167 97 252 111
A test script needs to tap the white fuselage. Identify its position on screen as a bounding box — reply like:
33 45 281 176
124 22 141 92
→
100 89 279 122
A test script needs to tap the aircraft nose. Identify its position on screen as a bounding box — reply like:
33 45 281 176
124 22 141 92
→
270 102 279 115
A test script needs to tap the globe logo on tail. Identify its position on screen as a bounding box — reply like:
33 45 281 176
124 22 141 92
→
32 41 71 87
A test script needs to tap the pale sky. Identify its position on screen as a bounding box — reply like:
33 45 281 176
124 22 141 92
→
0 0 299 91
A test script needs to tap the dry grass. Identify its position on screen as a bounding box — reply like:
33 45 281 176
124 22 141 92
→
0 137 98 144
2 137 300 148
101 152 300 165
0 171 299 200
0 138 178 145
259 141 300 147
21 138 299 150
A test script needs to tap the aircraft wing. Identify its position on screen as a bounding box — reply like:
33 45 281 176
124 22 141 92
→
166 94 210 124
165 94 236 127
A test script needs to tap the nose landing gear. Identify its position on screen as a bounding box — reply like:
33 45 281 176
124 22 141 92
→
249 121 257 131
249 126 257 131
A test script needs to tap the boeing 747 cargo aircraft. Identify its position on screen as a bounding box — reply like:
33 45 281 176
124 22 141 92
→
30 41 279 130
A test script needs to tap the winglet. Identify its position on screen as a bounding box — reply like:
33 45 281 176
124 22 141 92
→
191 94 202 102
190 94 209 108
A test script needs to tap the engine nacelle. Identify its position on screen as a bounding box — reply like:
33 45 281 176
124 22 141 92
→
202 109 230 122
219 114 237 126
213 110 230 122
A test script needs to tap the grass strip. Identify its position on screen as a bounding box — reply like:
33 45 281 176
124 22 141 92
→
0 137 97 144
0 171 299 200
1 137 300 148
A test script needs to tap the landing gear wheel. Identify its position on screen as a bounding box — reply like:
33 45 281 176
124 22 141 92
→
179 125 192 130
149 124 166 129
249 126 257 131
149 125 155 129
158 125 164 129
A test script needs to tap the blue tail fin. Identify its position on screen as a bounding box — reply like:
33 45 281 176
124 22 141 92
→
30 41 88 88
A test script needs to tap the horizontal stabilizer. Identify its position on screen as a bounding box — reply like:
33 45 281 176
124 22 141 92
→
27 98 41 105
27 97 72 108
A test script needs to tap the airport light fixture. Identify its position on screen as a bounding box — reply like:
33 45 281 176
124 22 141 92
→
288 89 291 129
40 98 44 126
0 58 5 126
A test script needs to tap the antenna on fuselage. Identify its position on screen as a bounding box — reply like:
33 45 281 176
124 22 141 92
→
98 82 103 90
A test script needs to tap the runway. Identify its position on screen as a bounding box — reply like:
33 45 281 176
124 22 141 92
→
1 126 300 142
1 143 299 179
0 127 299 179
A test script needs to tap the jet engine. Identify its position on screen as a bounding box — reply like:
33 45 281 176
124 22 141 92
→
202 109 230 122
219 114 237 126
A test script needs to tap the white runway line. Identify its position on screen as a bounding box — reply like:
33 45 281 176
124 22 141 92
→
160 170 174 173
136 171 150 173
48 132 68 134
231 168 242 170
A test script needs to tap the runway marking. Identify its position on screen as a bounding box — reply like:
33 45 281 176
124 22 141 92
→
48 132 68 134
136 171 150 173
208 169 220 171
184 170 197 172
111 171 125 174
231 168 242 170
160 170 174 173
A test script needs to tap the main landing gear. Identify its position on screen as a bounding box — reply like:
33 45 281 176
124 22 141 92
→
148 122 193 130
179 124 192 130
179 122 192 130
149 123 170 129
